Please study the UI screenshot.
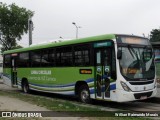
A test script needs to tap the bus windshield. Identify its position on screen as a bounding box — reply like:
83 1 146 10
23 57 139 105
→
117 36 155 80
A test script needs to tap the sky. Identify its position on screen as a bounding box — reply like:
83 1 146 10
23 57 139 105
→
1 0 160 47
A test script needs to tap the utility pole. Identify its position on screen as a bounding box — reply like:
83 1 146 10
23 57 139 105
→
0 32 2 44
0 32 3 54
28 16 33 46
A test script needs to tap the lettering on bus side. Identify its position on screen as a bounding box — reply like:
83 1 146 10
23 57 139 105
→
28 76 56 81
79 69 92 74
31 70 51 75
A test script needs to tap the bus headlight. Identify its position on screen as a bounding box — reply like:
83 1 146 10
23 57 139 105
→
120 81 132 92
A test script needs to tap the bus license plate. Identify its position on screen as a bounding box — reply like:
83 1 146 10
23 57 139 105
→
140 96 147 100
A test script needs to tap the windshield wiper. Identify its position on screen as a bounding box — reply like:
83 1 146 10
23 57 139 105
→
138 48 146 73
128 45 139 61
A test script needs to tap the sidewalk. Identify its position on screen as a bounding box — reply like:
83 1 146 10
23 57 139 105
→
0 79 18 91
0 79 3 84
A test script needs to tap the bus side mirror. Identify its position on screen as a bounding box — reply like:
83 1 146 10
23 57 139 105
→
117 49 122 59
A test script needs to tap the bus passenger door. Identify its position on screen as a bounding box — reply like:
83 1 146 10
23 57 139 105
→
11 54 18 86
95 48 111 99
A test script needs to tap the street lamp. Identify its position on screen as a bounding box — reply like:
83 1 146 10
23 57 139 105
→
72 22 81 39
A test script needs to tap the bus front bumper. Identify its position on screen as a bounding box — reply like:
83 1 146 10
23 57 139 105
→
116 88 157 102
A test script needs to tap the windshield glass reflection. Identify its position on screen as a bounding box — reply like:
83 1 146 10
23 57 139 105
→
119 46 155 80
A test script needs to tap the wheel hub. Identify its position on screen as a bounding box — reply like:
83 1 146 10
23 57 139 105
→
81 90 89 101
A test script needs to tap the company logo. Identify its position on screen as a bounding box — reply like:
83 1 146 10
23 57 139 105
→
2 112 11 117
1 112 42 117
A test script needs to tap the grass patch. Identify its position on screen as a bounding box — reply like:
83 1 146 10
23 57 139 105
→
0 90 152 120
0 90 93 112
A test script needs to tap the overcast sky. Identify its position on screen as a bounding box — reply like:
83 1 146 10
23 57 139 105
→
1 0 160 47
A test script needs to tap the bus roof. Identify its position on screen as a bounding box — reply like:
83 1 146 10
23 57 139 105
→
4 34 116 54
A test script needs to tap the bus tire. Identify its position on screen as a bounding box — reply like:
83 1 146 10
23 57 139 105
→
22 80 30 93
78 85 91 103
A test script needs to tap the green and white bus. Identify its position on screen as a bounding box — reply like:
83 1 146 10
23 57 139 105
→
3 34 157 102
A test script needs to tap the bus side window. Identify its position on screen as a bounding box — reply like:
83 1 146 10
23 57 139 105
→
48 49 55 66
41 49 55 67
31 50 41 67
74 45 90 66
56 47 73 67
19 52 29 67
4 54 11 68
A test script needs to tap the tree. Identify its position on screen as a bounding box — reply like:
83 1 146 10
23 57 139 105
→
1 42 23 52
150 29 160 42
0 2 34 52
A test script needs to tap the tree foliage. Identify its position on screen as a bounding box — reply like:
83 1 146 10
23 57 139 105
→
0 2 34 52
150 29 160 42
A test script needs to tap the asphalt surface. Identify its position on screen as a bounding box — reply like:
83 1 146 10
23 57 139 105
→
1 79 160 113
156 84 160 97
1 79 160 98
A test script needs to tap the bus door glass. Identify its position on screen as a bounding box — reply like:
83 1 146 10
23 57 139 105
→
94 41 112 99
11 53 18 86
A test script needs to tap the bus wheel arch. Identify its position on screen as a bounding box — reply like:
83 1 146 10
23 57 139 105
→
75 81 91 103
21 78 30 93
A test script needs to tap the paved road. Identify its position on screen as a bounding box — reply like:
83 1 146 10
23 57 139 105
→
1 79 160 98
1 79 160 112
156 89 160 98
156 84 160 98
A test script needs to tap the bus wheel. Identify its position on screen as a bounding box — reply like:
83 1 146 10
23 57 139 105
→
22 81 30 93
78 85 90 103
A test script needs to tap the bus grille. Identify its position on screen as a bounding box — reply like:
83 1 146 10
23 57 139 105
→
129 80 154 85
134 91 153 99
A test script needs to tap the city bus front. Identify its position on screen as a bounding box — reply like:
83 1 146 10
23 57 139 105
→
116 35 157 102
